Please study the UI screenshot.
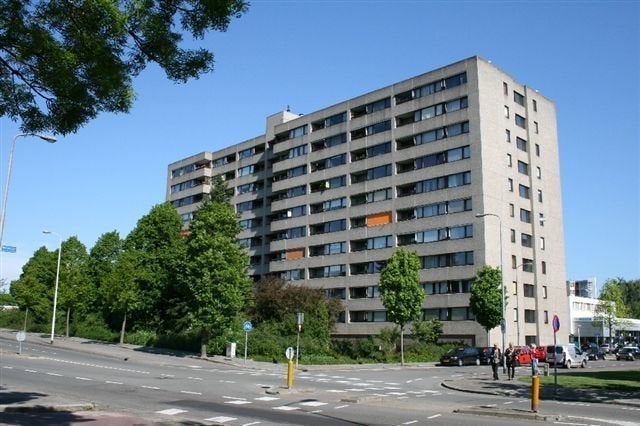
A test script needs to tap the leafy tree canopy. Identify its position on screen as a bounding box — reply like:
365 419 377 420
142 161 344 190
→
469 265 503 332
379 249 423 328
1 0 249 134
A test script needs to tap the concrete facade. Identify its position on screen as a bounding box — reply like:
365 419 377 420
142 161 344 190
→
166 56 568 347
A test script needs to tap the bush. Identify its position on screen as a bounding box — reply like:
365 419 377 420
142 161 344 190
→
73 313 117 342
124 329 157 346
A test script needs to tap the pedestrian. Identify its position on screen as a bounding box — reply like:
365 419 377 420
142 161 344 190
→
490 343 501 380
505 342 516 380
531 343 539 376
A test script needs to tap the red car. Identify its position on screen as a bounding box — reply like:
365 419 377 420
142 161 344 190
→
533 345 547 361
513 346 533 366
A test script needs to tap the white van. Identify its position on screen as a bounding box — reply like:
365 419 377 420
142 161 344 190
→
546 344 587 368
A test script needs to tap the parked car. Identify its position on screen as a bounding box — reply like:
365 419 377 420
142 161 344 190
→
440 347 480 366
478 346 492 365
616 347 640 361
532 345 547 362
600 345 611 354
546 344 588 368
587 348 606 360
513 346 533 366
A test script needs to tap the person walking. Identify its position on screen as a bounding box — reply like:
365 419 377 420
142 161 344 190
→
490 343 501 380
505 342 516 380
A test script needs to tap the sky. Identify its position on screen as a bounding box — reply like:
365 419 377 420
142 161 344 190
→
0 1 638 293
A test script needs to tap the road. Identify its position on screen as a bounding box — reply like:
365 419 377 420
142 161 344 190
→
1 334 639 425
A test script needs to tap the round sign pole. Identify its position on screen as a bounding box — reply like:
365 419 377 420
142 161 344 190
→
243 321 252 365
16 330 26 355
552 314 560 393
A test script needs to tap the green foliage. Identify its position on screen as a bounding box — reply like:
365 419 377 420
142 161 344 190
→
1 0 249 134
125 202 186 330
0 308 25 329
618 278 640 318
469 265 503 332
0 292 15 305
73 313 118 342
57 236 93 331
379 249 424 328
123 329 156 346
183 195 252 357
10 246 56 323
411 319 443 344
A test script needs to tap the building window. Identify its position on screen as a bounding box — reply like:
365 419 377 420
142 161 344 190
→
351 98 391 119
395 72 467 104
325 288 346 299
521 233 532 248
519 184 530 199
536 167 541 179
351 164 392 183
523 259 534 272
541 261 547 274
311 111 347 131
309 241 346 257
509 203 515 217
534 121 539 134
538 189 543 203
524 284 535 298
520 208 531 223
508 178 514 192
514 91 525 106
350 187 392 206
513 308 518 322
349 286 380 299
532 99 538 112
309 264 346 279
503 82 508 95
544 310 549 324
311 133 347 152
524 310 536 323
351 120 392 140
507 154 512 167
421 251 474 269
511 229 516 243
543 286 548 299
540 237 546 250
349 310 386 323
351 141 391 162
516 137 527 152
506 129 511 143
515 114 526 128
518 161 529 175
535 144 540 157
504 105 510 118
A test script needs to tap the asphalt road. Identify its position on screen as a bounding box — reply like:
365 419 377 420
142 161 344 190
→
1 333 639 425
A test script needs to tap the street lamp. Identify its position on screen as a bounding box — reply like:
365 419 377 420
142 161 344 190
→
43 230 62 345
577 325 581 348
0 133 57 247
476 212 506 373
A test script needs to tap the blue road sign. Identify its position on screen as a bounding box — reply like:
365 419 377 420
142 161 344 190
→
1 245 16 253
552 314 560 333
243 321 253 332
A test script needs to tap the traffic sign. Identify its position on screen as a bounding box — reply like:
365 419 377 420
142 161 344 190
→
285 346 295 360
1 245 16 253
16 331 26 342
552 314 560 333
243 320 253 332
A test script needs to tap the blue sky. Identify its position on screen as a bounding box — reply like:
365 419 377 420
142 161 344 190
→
1 1 638 292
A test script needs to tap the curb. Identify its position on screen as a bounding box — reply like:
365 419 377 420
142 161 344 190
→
0 402 96 413
454 406 563 422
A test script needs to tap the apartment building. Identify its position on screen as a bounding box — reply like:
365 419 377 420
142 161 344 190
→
167 56 568 347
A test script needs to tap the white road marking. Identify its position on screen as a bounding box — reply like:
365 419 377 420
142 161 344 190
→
298 401 327 407
255 396 279 401
180 390 202 395
226 400 251 405
46 372 62 376
156 408 187 415
141 385 159 389
223 395 245 400
25 369 37 373
273 406 299 411
187 376 202 380
326 389 347 393
427 414 442 419
311 409 323 413
242 422 262 426
402 421 418 425
334 405 349 409
105 381 123 384
206 416 237 422
2 366 13 369
75 377 91 381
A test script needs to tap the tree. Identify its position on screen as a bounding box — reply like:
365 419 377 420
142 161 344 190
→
182 181 252 358
56 236 91 337
469 265 503 337
616 278 640 319
411 319 443 344
1 0 249 135
100 247 142 344
10 246 57 325
125 202 186 330
379 249 424 366
594 278 631 342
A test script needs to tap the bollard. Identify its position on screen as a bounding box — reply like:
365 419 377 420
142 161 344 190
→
544 362 549 376
287 360 294 389
531 375 540 412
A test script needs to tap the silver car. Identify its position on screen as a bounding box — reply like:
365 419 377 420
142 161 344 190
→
546 344 587 368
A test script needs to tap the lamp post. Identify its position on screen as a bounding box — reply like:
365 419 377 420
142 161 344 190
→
43 230 62 344
0 133 57 248
476 212 506 373
577 325 581 348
